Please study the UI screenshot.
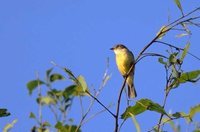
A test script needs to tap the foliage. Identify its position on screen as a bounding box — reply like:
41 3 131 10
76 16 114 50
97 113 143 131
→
26 67 89 131
0 109 10 118
25 2 200 131
3 119 17 132
0 1 196 132
121 99 167 119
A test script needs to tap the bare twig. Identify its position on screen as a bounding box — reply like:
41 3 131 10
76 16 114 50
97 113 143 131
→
135 35 160 63
136 52 168 64
119 119 126 131
155 41 200 61
49 105 58 122
76 59 113 131
149 115 189 132
166 7 200 28
36 72 43 128
157 92 169 131
86 91 116 118
79 96 84 118
82 104 112 125
136 7 200 63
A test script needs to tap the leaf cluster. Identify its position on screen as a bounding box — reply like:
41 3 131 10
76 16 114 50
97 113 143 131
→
26 67 89 132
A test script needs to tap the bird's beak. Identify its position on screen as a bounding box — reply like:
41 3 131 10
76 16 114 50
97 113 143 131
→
110 47 114 50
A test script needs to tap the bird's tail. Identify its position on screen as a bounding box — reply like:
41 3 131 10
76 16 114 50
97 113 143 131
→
127 75 137 98
128 83 137 98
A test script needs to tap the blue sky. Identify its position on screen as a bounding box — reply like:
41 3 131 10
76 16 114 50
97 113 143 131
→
0 0 200 131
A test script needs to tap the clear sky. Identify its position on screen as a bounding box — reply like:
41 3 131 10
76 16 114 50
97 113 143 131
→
0 0 200 131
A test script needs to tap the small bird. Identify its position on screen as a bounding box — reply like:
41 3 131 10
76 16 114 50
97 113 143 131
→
110 44 137 98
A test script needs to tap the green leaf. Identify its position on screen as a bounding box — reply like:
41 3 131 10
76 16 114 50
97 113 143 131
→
63 68 89 96
37 128 50 132
189 104 200 121
37 96 57 105
43 121 51 127
176 33 188 38
181 42 190 62
63 68 78 83
178 70 200 83
48 89 63 98
46 68 53 78
0 109 10 117
170 70 200 90
174 0 183 14
121 99 167 119
102 74 111 87
156 26 168 39
180 23 191 35
172 112 191 122
63 68 73 77
193 129 200 132
158 57 167 65
169 53 178 64
55 121 65 131
63 85 77 99
160 117 181 132
74 75 89 96
50 73 65 82
27 80 45 95
3 119 18 132
77 75 88 92
29 112 36 119
171 65 179 78
55 121 81 132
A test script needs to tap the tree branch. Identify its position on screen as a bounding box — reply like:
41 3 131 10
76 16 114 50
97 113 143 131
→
114 64 135 132
135 7 200 63
155 41 200 61
86 91 116 118
114 77 127 132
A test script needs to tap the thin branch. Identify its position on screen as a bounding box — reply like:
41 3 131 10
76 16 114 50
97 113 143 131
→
79 96 84 119
157 92 169 131
136 52 168 64
119 119 127 131
86 91 116 118
155 41 200 61
136 7 200 63
49 105 58 122
166 7 200 28
149 114 190 132
187 21 200 27
115 77 127 132
114 64 134 132
76 59 112 131
135 35 160 62
76 90 115 132
36 72 43 128
82 105 112 125
171 28 187 31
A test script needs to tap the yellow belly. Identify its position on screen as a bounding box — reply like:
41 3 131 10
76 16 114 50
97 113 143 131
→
116 52 133 76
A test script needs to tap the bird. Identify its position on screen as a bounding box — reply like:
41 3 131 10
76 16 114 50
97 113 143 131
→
110 44 137 98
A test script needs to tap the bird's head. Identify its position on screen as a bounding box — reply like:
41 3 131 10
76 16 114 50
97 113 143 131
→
110 44 128 54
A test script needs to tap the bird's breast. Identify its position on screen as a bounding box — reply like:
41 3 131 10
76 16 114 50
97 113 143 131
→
115 52 133 76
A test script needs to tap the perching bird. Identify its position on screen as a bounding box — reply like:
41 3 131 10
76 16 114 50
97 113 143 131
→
110 44 137 98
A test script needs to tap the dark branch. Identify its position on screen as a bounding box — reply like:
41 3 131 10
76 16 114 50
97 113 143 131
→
155 41 200 61
86 91 116 118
